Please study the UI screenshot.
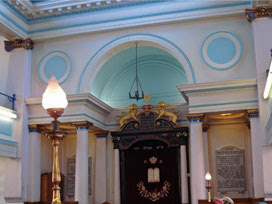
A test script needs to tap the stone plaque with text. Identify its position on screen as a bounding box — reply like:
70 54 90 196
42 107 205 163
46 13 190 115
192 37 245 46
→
67 156 92 200
216 146 246 194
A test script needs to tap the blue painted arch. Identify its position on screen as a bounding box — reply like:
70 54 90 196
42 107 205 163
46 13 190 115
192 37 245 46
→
90 45 188 108
78 33 196 94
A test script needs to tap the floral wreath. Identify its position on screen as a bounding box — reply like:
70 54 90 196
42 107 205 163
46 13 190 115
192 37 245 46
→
136 180 171 202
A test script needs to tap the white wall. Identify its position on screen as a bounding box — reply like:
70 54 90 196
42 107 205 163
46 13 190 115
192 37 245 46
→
251 17 272 198
0 36 10 107
30 16 256 98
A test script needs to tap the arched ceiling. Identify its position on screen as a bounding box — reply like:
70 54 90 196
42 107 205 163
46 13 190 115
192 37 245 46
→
90 46 187 108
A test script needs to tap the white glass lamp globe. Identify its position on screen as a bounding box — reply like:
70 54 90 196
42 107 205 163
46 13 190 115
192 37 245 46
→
205 172 212 181
42 76 68 110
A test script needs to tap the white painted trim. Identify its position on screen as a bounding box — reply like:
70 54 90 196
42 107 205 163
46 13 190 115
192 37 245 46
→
178 78 257 92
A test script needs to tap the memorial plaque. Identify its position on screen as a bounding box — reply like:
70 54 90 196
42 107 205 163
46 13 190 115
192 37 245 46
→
216 146 246 194
88 157 92 195
66 156 92 199
67 156 76 199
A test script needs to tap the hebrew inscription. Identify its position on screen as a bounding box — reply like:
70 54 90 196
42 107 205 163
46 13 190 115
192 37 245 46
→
67 155 76 199
67 156 92 200
216 146 246 194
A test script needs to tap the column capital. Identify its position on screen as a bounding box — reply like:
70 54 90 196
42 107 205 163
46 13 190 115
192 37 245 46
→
72 121 93 130
203 125 209 132
28 124 45 133
112 136 120 149
94 130 109 138
4 38 34 52
245 6 272 22
186 113 204 122
247 109 259 118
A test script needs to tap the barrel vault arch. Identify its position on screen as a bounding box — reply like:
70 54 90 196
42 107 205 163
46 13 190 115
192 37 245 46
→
78 33 196 94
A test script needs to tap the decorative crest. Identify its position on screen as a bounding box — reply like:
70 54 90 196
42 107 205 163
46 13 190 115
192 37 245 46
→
142 94 153 113
149 156 158 164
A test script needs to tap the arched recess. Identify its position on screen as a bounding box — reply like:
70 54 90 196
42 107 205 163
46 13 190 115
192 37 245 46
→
91 45 187 107
78 33 196 95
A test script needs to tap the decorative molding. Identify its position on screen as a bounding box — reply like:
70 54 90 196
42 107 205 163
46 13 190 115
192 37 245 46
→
178 79 258 114
186 113 204 122
0 1 251 40
4 0 162 22
245 6 272 22
178 78 257 94
246 109 259 118
4 38 33 52
2 0 250 24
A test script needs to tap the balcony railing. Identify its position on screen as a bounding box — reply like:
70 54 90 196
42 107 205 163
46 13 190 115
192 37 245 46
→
0 92 16 110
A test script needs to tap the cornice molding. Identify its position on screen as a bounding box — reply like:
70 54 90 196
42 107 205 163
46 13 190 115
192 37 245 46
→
0 1 250 40
4 38 33 52
178 78 257 94
245 6 272 22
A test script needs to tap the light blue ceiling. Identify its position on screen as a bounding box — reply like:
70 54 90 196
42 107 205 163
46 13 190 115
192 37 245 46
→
90 46 187 108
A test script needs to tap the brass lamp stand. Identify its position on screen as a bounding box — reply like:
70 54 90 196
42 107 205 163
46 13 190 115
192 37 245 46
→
42 76 68 204
44 108 66 204
205 172 212 203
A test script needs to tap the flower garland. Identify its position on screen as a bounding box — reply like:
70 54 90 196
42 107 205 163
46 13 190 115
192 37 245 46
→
136 180 171 202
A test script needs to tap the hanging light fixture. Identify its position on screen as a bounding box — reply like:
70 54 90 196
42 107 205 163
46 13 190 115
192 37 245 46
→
129 42 144 101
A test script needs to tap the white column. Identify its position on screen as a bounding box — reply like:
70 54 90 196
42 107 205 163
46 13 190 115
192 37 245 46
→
248 110 264 198
188 114 206 204
251 18 272 144
4 47 32 202
95 133 107 204
27 126 41 202
180 145 189 204
113 148 121 204
75 124 89 204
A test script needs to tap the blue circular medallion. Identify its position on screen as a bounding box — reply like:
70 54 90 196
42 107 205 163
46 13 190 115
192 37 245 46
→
201 31 242 70
39 50 72 84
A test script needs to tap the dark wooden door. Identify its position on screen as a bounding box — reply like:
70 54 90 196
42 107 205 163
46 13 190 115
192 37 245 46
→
120 140 181 204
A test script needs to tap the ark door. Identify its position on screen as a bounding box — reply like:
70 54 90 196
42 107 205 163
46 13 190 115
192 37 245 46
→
120 140 181 204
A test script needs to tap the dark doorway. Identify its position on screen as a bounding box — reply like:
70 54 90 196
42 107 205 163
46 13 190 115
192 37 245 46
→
120 140 181 204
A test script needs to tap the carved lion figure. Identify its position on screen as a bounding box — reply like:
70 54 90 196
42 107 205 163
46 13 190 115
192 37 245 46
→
118 104 140 130
155 101 178 126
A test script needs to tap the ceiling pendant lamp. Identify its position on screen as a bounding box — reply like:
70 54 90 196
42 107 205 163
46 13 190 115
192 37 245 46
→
129 42 144 101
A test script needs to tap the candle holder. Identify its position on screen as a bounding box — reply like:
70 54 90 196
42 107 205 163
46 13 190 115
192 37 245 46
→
205 171 212 203
42 76 68 204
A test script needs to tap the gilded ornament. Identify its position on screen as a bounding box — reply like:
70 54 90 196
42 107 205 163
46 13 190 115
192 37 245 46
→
149 156 158 164
4 38 33 52
118 104 140 130
246 109 258 118
245 7 272 22
186 113 204 121
155 101 179 126
136 180 171 202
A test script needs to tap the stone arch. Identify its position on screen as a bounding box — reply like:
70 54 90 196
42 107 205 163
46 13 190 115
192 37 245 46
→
78 33 195 94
